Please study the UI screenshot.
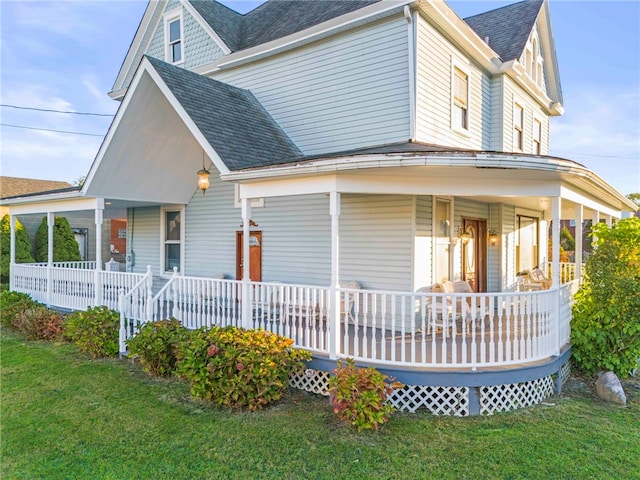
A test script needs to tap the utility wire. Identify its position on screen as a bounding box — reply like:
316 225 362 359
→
0 103 114 117
0 123 104 137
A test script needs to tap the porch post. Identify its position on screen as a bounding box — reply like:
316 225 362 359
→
574 205 583 283
551 197 561 356
241 198 252 329
604 214 612 227
94 205 104 306
9 214 16 291
329 191 341 360
46 212 54 306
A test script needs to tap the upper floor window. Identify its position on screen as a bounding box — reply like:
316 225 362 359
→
513 103 524 151
165 11 183 64
533 118 542 155
452 67 469 132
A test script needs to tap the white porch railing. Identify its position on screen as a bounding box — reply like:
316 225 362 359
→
11 263 146 311
12 264 575 370
341 287 560 369
33 261 97 269
546 262 584 284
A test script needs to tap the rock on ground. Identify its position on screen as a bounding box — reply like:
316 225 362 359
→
595 371 627 405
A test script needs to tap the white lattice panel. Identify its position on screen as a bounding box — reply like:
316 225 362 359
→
480 376 554 415
289 369 331 396
560 361 571 385
388 385 470 416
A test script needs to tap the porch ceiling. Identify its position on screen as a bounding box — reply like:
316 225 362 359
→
83 73 209 205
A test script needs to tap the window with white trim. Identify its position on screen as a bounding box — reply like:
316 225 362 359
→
452 66 469 132
161 207 184 273
165 11 183 64
513 103 524 151
516 215 539 273
533 118 542 155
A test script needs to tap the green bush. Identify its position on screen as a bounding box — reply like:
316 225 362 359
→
11 305 65 341
0 214 35 284
571 217 640 377
127 319 188 377
177 326 311 410
328 358 403 431
0 290 41 327
64 306 120 358
34 216 81 263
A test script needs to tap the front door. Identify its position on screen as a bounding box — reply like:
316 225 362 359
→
462 218 487 292
236 231 262 281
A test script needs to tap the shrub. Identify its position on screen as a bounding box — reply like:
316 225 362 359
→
0 214 35 284
571 217 640 377
34 216 81 263
328 358 403 431
0 290 41 327
11 305 65 341
127 319 188 377
64 306 120 358
177 326 311 410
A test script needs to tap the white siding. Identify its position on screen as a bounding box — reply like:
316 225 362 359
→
212 16 410 155
185 174 332 284
415 14 492 150
340 194 414 292
127 206 161 274
489 76 504 151
502 76 551 155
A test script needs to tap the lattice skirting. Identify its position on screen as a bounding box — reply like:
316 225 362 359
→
479 376 555 415
290 358 570 416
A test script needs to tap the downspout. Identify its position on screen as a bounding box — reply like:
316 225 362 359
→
405 5 418 142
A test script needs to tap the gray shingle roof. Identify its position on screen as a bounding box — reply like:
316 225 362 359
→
189 0 380 52
463 0 543 61
146 56 302 171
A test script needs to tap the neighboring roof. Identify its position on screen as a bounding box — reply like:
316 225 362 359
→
189 0 381 52
463 0 544 61
146 56 302 170
0 176 74 199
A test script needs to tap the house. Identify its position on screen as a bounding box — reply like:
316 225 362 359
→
1 176 126 267
2 0 636 415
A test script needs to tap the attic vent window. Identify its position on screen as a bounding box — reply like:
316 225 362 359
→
165 10 183 65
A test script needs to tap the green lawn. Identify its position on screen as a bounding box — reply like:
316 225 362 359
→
2 329 639 480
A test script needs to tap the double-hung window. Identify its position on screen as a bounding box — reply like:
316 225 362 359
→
161 208 183 274
513 103 524 151
452 67 469 131
533 118 542 155
165 11 183 64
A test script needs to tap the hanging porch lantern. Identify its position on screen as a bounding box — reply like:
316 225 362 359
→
197 151 210 195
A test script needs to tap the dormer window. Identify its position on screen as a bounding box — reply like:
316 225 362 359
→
452 66 469 132
523 33 544 88
165 10 183 64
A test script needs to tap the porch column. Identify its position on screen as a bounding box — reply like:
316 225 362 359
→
94 206 104 306
9 214 16 290
241 198 252 329
574 205 583 283
329 191 341 360
46 212 54 306
551 197 561 356
604 214 612 227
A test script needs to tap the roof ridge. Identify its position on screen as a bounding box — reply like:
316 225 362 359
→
463 0 542 22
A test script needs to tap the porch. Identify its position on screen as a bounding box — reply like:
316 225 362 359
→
10 262 579 415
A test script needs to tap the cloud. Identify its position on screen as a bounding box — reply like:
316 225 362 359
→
550 87 640 194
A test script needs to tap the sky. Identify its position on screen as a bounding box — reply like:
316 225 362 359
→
1 0 639 196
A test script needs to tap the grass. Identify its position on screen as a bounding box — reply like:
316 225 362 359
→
1 328 639 480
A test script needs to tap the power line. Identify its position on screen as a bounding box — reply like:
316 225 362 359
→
0 123 104 137
0 103 114 117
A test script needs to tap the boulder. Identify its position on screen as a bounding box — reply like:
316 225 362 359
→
595 371 627 405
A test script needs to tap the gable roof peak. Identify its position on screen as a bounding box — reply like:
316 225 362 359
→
463 0 544 61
